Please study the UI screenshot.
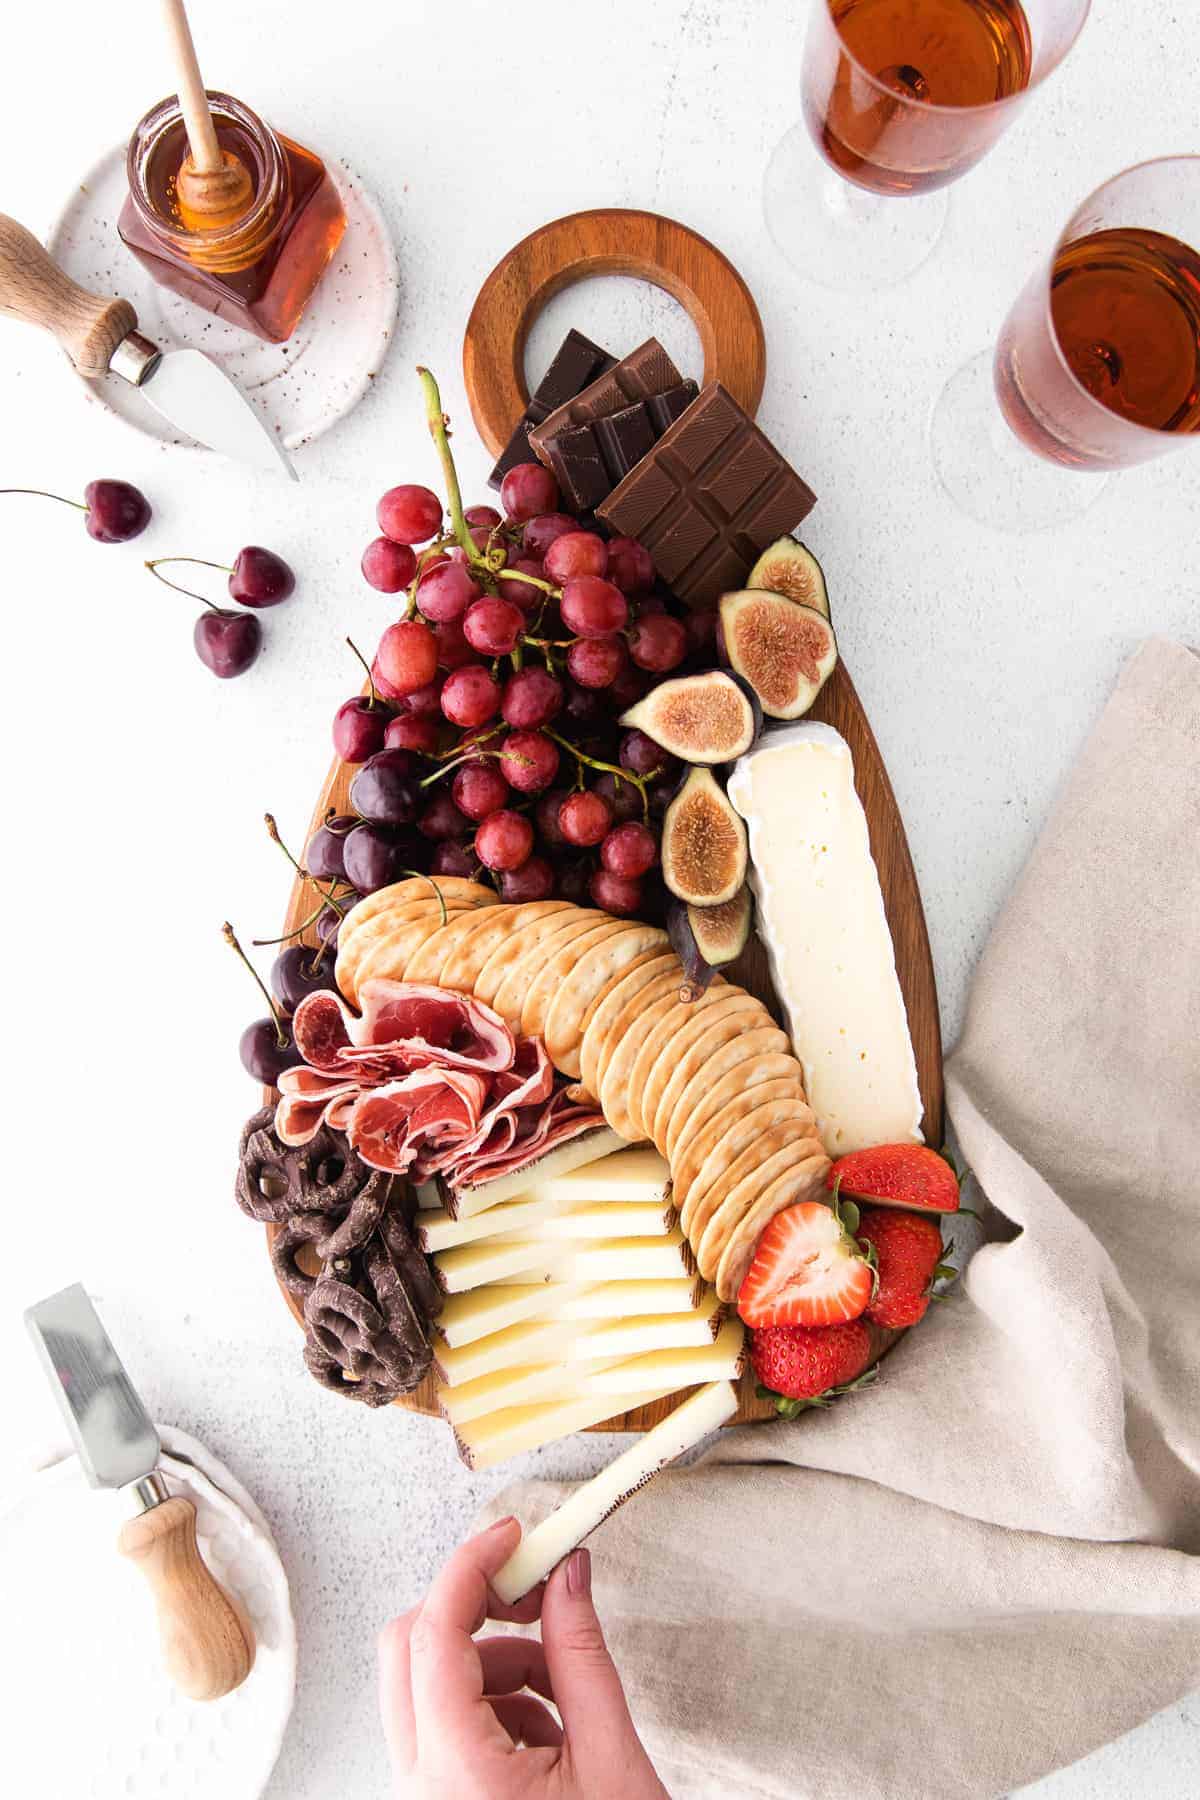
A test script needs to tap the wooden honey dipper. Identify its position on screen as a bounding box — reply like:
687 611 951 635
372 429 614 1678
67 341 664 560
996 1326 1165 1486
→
160 0 253 231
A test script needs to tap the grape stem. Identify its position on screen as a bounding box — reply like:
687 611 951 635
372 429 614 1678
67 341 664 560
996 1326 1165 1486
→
222 922 289 1047
495 565 559 598
145 557 231 609
544 729 652 819
345 636 379 707
416 367 481 569
0 487 87 512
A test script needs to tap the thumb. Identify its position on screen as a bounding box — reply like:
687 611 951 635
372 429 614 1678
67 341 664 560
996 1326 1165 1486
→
539 1549 644 1775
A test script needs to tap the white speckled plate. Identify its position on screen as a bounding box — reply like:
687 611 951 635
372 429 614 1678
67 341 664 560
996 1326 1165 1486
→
3 1425 296 1800
47 143 398 457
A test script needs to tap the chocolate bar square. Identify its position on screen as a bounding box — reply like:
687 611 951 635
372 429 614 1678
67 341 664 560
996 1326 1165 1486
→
597 384 817 607
528 339 685 464
539 378 701 513
488 330 616 490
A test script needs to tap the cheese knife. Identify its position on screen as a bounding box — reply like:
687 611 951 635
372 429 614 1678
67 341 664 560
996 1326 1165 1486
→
24 1282 255 1702
0 214 296 480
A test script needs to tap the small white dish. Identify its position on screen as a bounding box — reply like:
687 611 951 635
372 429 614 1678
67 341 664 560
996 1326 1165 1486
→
2 1424 296 1800
48 143 399 457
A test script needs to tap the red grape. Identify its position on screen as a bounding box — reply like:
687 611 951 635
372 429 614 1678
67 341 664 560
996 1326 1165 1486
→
590 868 644 915
634 592 668 616
476 809 534 872
645 774 676 819
601 821 657 877
536 788 569 846
559 789 613 847
499 855 555 901
333 696 389 763
497 557 546 611
502 667 563 730
384 713 439 755
605 537 654 595
465 504 503 529
545 531 608 584
685 607 718 658
399 677 443 719
441 664 501 727
628 612 688 673
498 730 559 794
557 857 593 905
377 484 443 545
419 792 470 840
561 575 628 639
371 656 406 703
361 536 416 593
452 763 509 821
377 619 438 695
500 463 559 522
594 771 642 825
431 841 476 877
463 596 524 656
566 634 627 689
430 617 478 671
609 662 647 708
619 728 669 776
563 680 607 727
522 513 576 559
416 562 481 623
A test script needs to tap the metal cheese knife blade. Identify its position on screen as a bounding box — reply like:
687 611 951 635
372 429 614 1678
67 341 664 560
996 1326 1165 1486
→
0 213 295 480
25 1283 255 1700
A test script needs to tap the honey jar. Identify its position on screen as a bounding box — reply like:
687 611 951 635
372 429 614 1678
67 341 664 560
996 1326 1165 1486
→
118 92 346 344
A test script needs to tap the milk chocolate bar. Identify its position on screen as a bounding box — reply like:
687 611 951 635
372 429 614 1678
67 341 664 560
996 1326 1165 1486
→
488 329 616 489
545 380 699 512
529 338 685 466
597 383 817 608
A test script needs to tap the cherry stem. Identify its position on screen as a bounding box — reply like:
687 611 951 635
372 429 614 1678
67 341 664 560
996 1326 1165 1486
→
416 367 482 568
251 895 328 946
145 557 230 611
345 636 377 708
0 487 87 512
222 922 288 1047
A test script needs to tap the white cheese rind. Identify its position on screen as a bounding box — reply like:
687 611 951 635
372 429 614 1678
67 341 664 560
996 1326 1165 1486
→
728 722 923 1156
491 1381 740 1601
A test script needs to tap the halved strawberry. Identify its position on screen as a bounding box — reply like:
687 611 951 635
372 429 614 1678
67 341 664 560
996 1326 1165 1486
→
737 1200 874 1328
827 1143 961 1213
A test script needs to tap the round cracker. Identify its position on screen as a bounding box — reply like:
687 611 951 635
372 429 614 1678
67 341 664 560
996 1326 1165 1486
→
335 898 480 1004
623 982 741 1144
663 1024 791 1161
591 967 691 1116
695 1130 827 1281
341 876 495 935
665 1053 803 1175
439 900 573 994
351 911 487 995
482 907 604 1022
579 952 681 1099
401 906 504 985
676 1084 815 1232
649 1003 778 1152
714 1152 832 1303
472 907 596 1011
544 923 670 1080
520 918 630 1042
599 982 697 1141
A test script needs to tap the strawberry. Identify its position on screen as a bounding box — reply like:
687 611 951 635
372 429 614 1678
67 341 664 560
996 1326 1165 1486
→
855 1207 954 1329
737 1199 874 1328
750 1319 878 1417
828 1143 962 1214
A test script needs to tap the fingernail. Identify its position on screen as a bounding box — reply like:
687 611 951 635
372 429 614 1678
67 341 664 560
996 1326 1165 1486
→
487 1514 517 1534
566 1547 591 1597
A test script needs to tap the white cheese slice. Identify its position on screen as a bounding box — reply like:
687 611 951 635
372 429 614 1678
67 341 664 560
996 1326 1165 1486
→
492 1381 740 1601
435 1282 591 1348
542 1278 704 1319
728 721 923 1156
419 1191 571 1254
455 1386 677 1470
528 1145 671 1207
587 1317 744 1393
503 1231 692 1284
421 1197 673 1255
445 1127 626 1217
436 1293 724 1387
433 1240 570 1294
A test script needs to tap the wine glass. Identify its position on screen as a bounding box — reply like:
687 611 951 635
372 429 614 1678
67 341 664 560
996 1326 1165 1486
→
932 156 1200 532
764 0 1092 290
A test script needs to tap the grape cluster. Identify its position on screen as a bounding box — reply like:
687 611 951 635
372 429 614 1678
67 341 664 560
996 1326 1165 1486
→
345 446 706 920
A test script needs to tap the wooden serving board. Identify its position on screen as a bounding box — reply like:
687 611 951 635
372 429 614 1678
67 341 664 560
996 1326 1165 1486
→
262 210 942 1437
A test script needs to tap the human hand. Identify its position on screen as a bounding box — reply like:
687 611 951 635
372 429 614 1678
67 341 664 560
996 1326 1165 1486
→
379 1516 670 1798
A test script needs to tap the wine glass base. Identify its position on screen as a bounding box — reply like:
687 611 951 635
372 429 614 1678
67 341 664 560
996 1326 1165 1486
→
931 351 1109 533
764 123 948 291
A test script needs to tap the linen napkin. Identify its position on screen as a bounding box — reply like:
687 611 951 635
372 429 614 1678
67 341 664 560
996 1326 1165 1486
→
491 638 1200 1800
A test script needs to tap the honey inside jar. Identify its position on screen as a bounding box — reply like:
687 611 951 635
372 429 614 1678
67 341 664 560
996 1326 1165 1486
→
118 92 346 344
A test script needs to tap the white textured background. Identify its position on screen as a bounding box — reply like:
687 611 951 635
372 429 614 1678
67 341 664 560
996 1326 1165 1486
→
1 2 1197 1795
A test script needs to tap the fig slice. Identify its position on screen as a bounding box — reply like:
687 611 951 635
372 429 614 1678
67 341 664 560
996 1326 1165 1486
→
668 887 754 999
746 537 831 621
718 590 838 721
619 669 760 765
661 767 748 907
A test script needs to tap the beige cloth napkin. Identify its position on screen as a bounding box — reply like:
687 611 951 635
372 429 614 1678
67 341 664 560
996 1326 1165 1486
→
492 638 1200 1799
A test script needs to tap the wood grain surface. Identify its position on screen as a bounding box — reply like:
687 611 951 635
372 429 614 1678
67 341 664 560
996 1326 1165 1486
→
462 208 766 457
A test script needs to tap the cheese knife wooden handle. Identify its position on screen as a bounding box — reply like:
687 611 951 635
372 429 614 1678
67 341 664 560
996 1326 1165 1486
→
0 214 138 378
118 1494 255 1701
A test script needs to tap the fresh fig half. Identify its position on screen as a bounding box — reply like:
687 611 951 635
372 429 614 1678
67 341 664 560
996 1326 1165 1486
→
619 669 760 765
718 590 838 721
668 886 754 999
661 766 748 907
746 537 831 622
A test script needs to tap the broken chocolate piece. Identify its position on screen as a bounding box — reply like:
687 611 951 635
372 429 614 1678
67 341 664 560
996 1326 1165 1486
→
542 379 701 512
528 338 685 466
488 329 616 489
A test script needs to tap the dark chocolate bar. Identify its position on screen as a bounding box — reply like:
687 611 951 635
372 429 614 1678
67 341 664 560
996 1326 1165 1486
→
528 339 685 465
543 378 701 513
488 329 616 490
597 383 817 608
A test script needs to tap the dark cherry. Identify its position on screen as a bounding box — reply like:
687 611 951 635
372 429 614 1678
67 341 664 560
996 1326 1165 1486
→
239 1017 303 1084
418 792 470 841
316 896 357 946
229 546 295 608
333 696 390 763
271 944 334 1010
556 856 594 906
498 855 555 902
343 823 418 893
306 815 355 882
84 479 152 543
348 748 420 827
194 609 261 679
430 841 476 878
